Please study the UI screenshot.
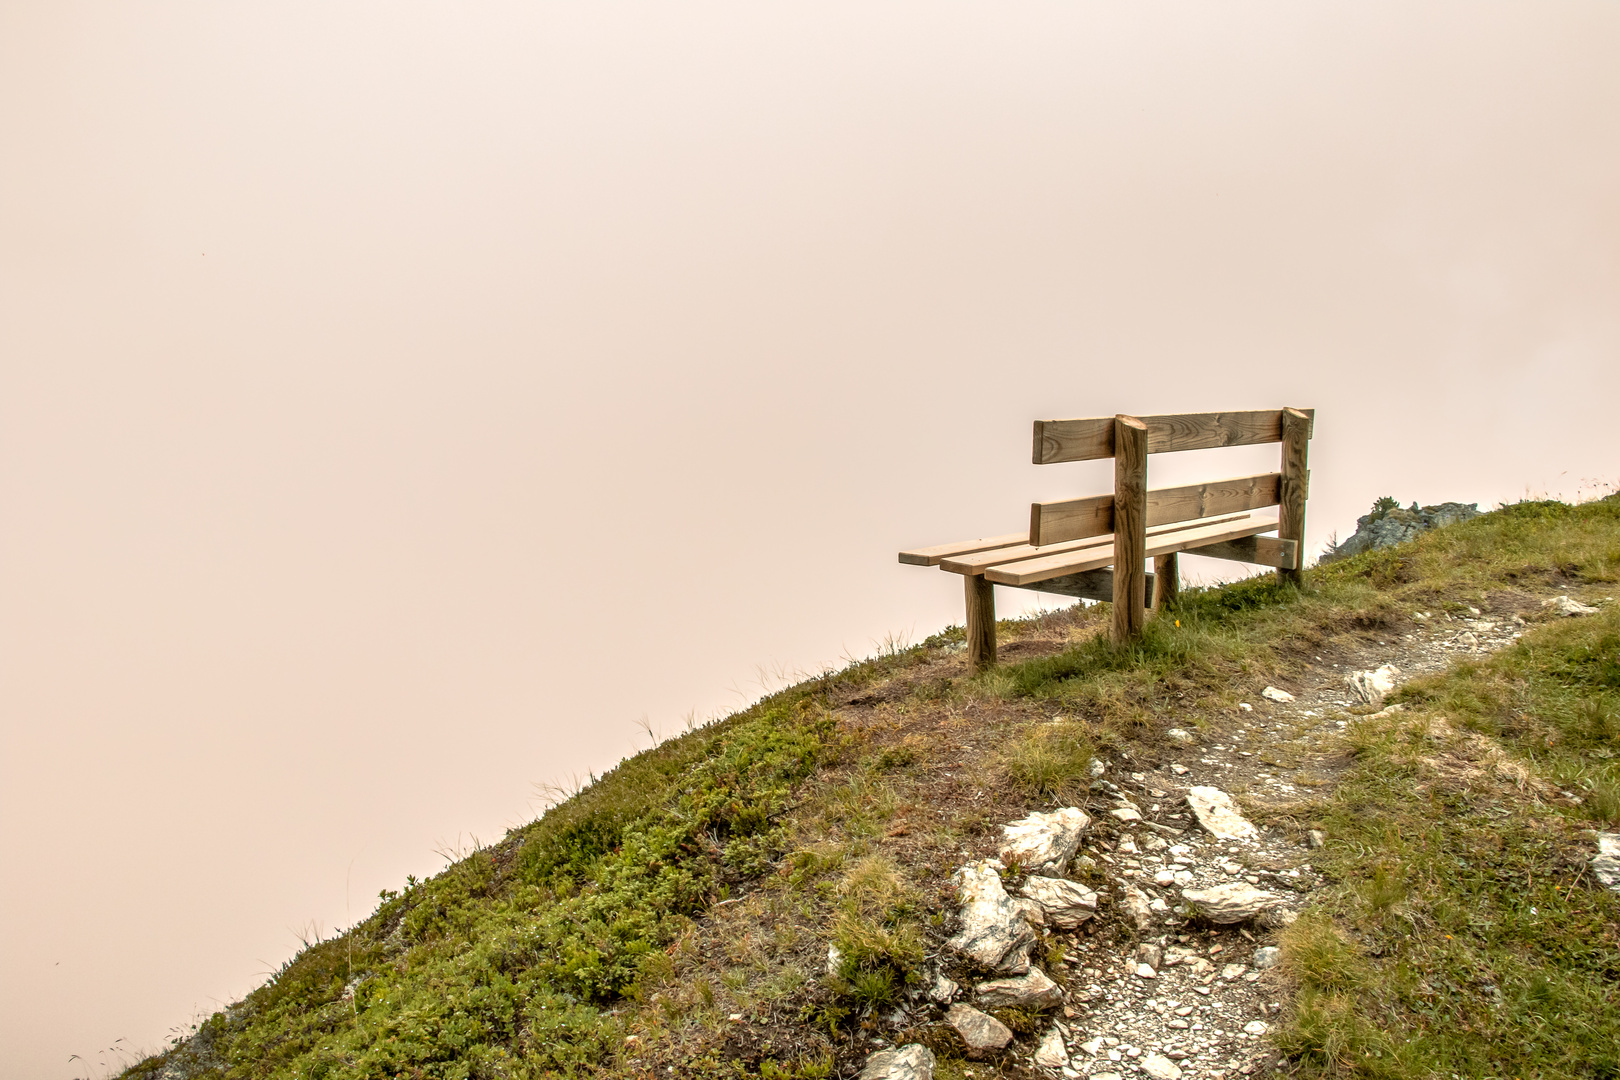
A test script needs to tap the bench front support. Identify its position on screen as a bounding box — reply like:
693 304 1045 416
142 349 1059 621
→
1112 415 1149 644
964 572 997 675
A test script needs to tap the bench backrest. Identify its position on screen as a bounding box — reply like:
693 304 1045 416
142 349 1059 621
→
1027 408 1314 546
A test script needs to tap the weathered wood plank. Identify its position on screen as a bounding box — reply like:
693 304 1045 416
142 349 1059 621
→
1030 472 1282 546
944 513 1249 576
898 532 1030 567
964 572 996 674
1001 567 1154 604
1033 409 1315 464
1112 416 1149 644
983 515 1280 586
1277 407 1311 586
1190 535 1299 569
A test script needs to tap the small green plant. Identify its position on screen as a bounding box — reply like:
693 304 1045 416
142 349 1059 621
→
998 722 1093 800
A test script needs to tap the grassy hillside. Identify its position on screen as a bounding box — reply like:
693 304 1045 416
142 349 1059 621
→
123 497 1620 1080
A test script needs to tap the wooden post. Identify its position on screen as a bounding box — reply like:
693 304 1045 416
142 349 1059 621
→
1277 406 1310 587
964 572 996 674
1153 553 1180 611
1112 415 1148 644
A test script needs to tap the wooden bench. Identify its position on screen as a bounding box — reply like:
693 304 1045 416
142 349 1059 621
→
900 408 1313 672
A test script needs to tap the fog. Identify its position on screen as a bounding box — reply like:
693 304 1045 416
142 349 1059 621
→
1 3 1616 1075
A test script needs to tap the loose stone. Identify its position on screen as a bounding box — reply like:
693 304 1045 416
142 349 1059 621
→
999 807 1091 875
1017 876 1099 928
1260 686 1294 703
945 1003 1014 1056
1181 883 1284 924
947 861 1035 973
975 967 1064 1010
1033 1025 1069 1068
1186 787 1260 841
858 1044 937 1080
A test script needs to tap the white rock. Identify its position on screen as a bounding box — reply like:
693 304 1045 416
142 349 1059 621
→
1148 896 1168 912
1345 664 1401 707
1261 686 1294 703
1154 869 1177 886
1238 702 1253 712
975 967 1064 1010
1034 1025 1069 1068
1079 1037 1104 1056
945 1003 1014 1055
1166 728 1196 744
1220 963 1247 980
1109 806 1143 823
929 972 958 1005
1017 876 1099 928
999 807 1091 875
1140 1052 1184 1079
1252 946 1280 970
1185 786 1260 841
1088 758 1107 778
826 944 844 976
1170 763 1189 775
1120 885 1155 929
859 1044 937 1080
1593 835 1620 892
947 861 1035 973
1544 595 1598 616
1181 882 1284 924
1243 1020 1269 1036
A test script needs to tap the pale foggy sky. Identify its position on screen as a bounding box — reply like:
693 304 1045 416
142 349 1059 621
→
2 3 1617 1076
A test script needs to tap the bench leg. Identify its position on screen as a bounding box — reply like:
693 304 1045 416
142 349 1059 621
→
965 573 997 675
1153 552 1180 611
1112 415 1149 644
1277 407 1310 587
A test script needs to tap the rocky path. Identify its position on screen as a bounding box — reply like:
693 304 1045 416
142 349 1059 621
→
860 593 1612 1080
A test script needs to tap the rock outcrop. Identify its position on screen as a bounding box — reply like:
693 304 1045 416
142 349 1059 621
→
1324 500 1480 561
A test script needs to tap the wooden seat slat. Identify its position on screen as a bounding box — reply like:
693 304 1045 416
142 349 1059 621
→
897 532 1030 566
939 512 1249 576
984 515 1280 587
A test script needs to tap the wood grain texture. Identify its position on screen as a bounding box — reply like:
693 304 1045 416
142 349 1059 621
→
1192 535 1299 569
1277 407 1311 586
983 515 1281 586
1001 568 1154 605
938 532 1113 576
964 572 996 674
1030 472 1281 546
1112 415 1149 644
898 533 1030 566
1033 409 1315 464
1153 553 1180 610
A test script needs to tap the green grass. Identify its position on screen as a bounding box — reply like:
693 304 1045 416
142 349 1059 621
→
121 495 1620 1080
1269 596 1620 1076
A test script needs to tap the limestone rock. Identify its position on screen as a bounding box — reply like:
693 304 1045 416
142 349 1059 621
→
1185 786 1259 841
1017 875 1098 928
1182 882 1284 924
1140 1052 1184 1079
1033 1025 1069 1068
1261 686 1294 704
928 972 958 1005
858 1044 937 1080
1325 501 1480 560
1544 595 1598 617
1243 1020 1270 1036
1135 943 1163 972
947 861 1035 973
1166 727 1196 745
1593 832 1620 893
975 967 1064 1010
1119 884 1155 929
1252 945 1280 970
945 1003 1014 1056
826 944 843 976
1346 664 1401 707
998 808 1091 875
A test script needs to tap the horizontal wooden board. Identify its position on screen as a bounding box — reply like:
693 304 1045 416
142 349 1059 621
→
1033 408 1315 464
897 532 1030 566
999 567 1154 604
941 513 1248 576
938 532 1112 576
984 515 1280 586
1189 535 1299 570
1030 473 1282 546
